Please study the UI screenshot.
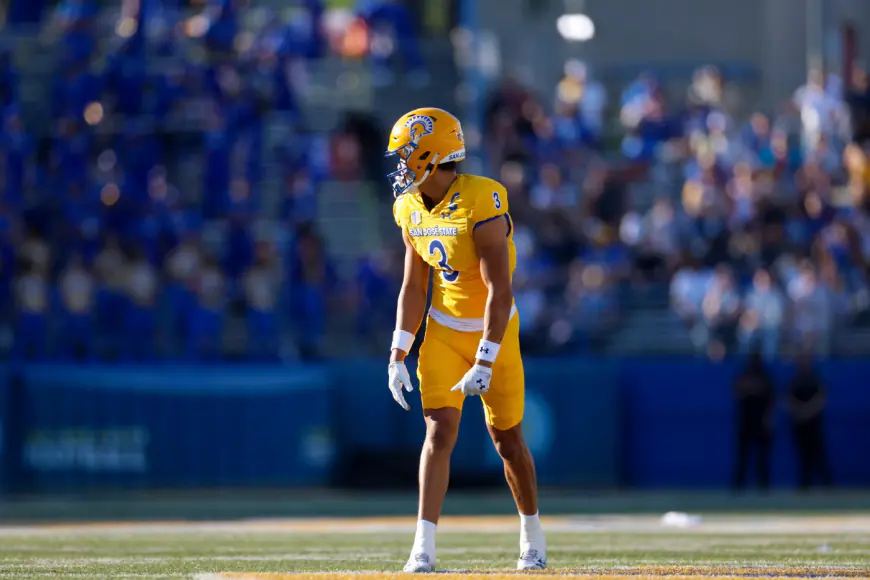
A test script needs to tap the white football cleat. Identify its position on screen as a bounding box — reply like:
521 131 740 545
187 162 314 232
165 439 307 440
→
517 548 547 570
403 553 435 573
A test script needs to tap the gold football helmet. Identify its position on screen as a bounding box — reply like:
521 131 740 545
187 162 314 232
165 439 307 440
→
385 107 466 196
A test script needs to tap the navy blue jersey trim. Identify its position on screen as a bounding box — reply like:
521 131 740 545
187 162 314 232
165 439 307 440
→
473 213 510 235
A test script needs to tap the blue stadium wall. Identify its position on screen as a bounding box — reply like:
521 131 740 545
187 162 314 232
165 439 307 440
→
0 359 868 492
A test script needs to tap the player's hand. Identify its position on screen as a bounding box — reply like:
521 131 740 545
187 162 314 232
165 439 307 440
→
451 364 492 397
388 361 414 411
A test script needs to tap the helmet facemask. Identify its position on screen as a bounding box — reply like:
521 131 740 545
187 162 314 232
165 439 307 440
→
385 143 440 197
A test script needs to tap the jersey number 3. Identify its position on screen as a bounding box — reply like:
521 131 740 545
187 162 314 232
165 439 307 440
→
429 239 459 282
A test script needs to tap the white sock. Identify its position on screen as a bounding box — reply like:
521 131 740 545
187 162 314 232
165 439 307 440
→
519 512 545 552
411 520 437 559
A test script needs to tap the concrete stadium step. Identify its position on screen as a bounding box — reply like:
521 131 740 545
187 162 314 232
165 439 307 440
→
368 41 458 127
315 181 383 277
297 58 375 133
304 58 374 101
606 308 695 355
5 29 56 129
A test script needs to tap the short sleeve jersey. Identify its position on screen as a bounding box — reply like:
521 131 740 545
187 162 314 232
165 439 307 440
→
393 174 515 319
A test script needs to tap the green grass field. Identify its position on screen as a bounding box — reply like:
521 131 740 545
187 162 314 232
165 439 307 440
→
2 513 870 579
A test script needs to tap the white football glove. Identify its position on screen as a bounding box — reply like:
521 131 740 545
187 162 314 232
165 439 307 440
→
451 364 492 397
388 361 415 411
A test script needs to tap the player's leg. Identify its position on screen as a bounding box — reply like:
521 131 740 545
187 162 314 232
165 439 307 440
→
418 407 461 524
481 315 546 570
406 406 460 572
405 320 469 573
488 422 538 515
487 421 545 569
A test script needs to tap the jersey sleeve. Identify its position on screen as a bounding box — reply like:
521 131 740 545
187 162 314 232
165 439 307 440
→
392 198 403 228
471 182 509 231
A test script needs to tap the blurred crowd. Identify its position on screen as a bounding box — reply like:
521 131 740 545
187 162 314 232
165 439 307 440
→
483 61 870 359
1 0 423 362
5 0 870 363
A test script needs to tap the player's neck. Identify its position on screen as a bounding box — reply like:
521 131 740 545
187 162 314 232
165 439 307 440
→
419 175 458 210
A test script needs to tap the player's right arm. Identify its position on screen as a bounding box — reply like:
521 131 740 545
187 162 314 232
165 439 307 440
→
388 228 430 410
391 229 430 363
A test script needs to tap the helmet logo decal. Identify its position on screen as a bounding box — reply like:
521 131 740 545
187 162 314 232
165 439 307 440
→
405 115 435 144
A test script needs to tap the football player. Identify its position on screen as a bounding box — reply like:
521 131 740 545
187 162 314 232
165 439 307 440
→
386 107 546 572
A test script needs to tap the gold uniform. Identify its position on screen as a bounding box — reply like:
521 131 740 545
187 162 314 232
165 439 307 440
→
393 174 524 430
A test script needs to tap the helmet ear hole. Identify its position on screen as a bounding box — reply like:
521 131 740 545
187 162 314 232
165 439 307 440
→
418 151 431 161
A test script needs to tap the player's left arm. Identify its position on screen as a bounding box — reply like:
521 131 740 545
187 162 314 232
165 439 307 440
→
450 184 512 398
474 214 512 368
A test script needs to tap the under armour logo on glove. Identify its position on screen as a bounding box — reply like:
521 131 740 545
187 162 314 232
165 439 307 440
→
451 364 492 397
479 347 489 354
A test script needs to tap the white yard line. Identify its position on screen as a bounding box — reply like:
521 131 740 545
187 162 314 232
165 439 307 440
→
2 514 870 537
0 574 180 579
0 552 398 569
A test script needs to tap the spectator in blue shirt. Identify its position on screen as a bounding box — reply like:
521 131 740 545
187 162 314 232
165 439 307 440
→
55 253 96 361
581 230 630 284
163 233 202 357
122 247 159 360
0 52 19 110
118 121 161 204
186 255 226 361
562 258 618 352
0 224 16 323
60 181 103 263
50 117 91 188
358 0 428 87
263 0 323 62
269 54 301 120
50 58 101 120
204 0 239 55
511 223 550 345
700 265 742 357
152 63 190 121
621 72 658 111
13 258 50 361
224 177 257 217
223 215 254 280
203 106 231 218
104 42 147 117
282 167 318 225
286 224 337 360
243 240 281 361
526 115 566 166
93 235 128 360
50 0 98 63
556 60 607 146
738 268 785 361
355 247 402 348
740 112 772 156
758 129 803 178
1 112 33 207
529 163 576 211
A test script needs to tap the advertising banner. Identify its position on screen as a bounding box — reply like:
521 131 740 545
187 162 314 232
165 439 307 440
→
17 365 334 491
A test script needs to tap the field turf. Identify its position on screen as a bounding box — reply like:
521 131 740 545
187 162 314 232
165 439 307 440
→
1 514 870 580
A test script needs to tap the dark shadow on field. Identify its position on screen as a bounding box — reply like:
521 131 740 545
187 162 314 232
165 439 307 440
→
2 490 870 523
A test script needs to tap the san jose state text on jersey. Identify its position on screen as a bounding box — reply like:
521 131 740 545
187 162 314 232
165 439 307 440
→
408 226 459 238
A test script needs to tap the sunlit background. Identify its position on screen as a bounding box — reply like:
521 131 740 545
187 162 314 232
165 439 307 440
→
0 0 869 498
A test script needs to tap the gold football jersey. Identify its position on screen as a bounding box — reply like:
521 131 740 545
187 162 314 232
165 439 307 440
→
393 174 516 320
